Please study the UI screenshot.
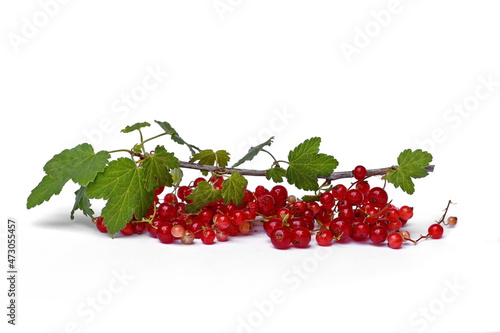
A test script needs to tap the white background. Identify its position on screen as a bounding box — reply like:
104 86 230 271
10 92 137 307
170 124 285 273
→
1 1 499 332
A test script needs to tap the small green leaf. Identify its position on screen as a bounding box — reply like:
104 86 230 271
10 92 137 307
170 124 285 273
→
190 149 216 166
70 186 95 220
121 122 151 133
215 150 230 168
266 167 286 183
142 145 179 191
185 181 222 214
86 158 154 235
171 168 183 185
286 138 338 191
301 194 320 202
43 143 110 187
155 120 201 156
232 137 274 168
221 172 248 206
386 149 433 194
27 174 69 209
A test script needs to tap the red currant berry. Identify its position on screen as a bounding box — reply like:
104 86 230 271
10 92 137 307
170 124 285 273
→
120 222 134 236
387 232 403 249
213 214 231 230
290 227 311 248
270 227 291 250
350 222 370 241
238 221 252 235
193 177 206 187
330 218 351 241
171 224 185 238
356 181 370 194
157 223 175 244
388 219 403 231
216 230 229 242
132 222 147 234
316 228 333 246
263 218 283 237
428 223 444 239
331 184 347 200
180 230 195 244
177 186 192 202
257 194 276 216
399 206 414 220
154 185 165 196
369 226 388 244
254 185 269 198
367 187 388 207
94 217 107 233
320 191 335 209
447 216 458 227
157 203 177 221
353 165 367 181
147 218 162 238
269 185 288 207
201 228 216 244
345 189 364 206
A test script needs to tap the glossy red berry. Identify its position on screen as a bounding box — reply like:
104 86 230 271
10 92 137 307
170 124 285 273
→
201 228 216 244
94 217 107 233
269 185 288 207
290 227 311 248
316 228 333 246
157 223 175 243
270 227 291 249
369 226 388 244
399 206 414 220
120 222 134 236
352 165 367 181
367 187 388 207
387 232 403 249
428 224 444 239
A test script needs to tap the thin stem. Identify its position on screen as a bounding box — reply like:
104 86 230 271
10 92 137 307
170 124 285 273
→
177 161 434 181
138 128 146 153
436 200 455 224
141 132 169 146
261 149 279 164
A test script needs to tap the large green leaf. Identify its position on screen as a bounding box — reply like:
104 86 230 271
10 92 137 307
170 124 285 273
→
86 158 154 235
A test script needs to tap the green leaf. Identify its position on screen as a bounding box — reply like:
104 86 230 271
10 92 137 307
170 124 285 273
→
86 158 154 235
190 149 230 168
121 122 151 133
171 167 183 185
185 181 222 214
155 120 201 156
221 172 248 206
286 137 338 191
43 143 110 187
142 145 179 191
215 150 230 168
27 174 69 209
386 149 433 194
301 194 320 202
70 186 95 220
232 137 274 168
191 149 216 166
265 167 286 183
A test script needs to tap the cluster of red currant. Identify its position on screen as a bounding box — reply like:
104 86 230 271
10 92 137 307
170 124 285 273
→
92 165 456 249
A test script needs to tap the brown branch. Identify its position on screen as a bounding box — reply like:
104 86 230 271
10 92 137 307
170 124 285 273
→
178 161 435 181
